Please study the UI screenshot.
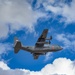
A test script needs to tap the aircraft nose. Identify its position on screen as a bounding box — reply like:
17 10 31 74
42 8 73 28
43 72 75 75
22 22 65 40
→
60 47 63 50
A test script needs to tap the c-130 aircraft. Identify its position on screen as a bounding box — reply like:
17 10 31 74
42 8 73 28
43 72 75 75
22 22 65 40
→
14 29 63 59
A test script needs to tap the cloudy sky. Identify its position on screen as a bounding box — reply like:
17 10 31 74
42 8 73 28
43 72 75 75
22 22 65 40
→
0 0 75 75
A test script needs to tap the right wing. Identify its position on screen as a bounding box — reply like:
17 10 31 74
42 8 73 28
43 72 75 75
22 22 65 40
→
35 29 48 47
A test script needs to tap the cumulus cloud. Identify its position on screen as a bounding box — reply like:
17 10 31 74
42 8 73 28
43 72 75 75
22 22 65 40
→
56 33 75 51
0 24 9 39
0 43 12 59
44 52 53 62
0 0 75 39
0 0 45 39
0 61 10 70
0 58 75 75
36 0 75 23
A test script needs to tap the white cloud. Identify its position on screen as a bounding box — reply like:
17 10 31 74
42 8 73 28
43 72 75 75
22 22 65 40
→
56 33 75 51
0 58 75 75
0 0 45 39
0 43 12 55
41 0 75 23
44 52 53 62
0 61 10 70
0 23 9 39
0 0 75 39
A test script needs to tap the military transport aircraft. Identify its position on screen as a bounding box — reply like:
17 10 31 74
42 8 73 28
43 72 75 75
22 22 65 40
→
14 29 63 59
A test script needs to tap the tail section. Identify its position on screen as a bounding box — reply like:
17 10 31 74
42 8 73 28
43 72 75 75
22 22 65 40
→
14 37 22 53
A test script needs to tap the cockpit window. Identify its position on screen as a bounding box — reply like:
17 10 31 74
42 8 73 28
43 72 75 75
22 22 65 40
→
57 45 60 49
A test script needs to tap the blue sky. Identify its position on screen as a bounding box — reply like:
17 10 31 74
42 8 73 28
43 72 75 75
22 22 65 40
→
0 0 75 75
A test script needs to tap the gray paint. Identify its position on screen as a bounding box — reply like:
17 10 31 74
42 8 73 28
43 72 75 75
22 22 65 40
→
14 29 63 59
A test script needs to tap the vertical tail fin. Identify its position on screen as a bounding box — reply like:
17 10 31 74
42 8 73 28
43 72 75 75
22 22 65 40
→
14 37 22 53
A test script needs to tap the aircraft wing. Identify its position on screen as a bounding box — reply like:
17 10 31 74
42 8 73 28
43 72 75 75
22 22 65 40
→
35 29 48 47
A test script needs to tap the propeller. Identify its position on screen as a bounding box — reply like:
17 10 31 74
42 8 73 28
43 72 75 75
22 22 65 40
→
49 40 51 44
50 36 52 40
49 36 52 44
45 36 52 44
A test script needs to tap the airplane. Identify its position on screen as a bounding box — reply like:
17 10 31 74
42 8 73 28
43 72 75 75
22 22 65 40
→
14 29 63 59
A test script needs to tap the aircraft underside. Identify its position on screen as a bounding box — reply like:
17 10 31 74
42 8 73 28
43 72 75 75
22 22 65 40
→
14 29 63 59
33 53 45 59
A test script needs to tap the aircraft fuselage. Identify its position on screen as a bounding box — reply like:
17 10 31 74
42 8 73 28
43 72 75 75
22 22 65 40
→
21 45 63 54
14 29 63 59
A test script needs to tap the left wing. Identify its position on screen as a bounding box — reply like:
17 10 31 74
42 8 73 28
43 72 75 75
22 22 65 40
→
35 29 48 47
